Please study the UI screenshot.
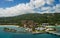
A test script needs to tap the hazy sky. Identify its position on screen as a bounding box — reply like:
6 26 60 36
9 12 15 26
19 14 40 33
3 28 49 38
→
0 0 60 17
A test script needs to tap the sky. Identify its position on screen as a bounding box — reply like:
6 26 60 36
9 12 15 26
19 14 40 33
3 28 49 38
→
0 0 60 17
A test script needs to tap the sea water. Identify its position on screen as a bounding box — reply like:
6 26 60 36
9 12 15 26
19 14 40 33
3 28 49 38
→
0 31 60 38
0 26 60 38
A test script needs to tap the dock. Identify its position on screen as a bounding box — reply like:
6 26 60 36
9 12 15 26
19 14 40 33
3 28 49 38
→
47 32 60 36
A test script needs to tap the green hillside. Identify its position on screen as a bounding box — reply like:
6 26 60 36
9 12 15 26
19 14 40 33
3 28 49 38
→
0 13 60 25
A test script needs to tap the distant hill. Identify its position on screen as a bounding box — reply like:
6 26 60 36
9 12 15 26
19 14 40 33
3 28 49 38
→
0 13 60 25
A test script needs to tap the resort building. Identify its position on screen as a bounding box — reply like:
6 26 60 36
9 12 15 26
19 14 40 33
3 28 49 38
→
21 20 38 28
42 23 49 27
21 20 39 31
35 27 46 31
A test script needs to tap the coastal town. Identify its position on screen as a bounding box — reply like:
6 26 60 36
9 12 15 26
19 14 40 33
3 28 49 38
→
3 20 59 34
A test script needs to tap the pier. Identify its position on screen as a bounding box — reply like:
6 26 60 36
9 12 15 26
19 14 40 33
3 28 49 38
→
47 32 60 36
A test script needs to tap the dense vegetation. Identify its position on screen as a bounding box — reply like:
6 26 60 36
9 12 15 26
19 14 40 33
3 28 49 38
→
0 13 60 25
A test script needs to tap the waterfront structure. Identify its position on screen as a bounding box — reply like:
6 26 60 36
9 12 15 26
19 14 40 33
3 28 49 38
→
21 20 38 28
42 23 49 27
35 27 46 31
21 20 39 32
45 28 55 32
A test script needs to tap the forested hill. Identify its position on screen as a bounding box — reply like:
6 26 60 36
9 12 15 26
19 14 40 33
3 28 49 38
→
0 13 60 25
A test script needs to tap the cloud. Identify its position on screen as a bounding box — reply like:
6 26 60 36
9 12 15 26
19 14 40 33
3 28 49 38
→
46 0 55 5
0 0 59 17
39 6 55 13
0 3 34 17
55 4 60 13
30 0 45 8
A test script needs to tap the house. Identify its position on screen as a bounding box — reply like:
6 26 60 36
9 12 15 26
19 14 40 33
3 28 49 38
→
42 23 49 27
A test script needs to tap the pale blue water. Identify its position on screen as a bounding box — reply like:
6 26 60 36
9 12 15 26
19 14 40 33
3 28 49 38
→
0 26 60 38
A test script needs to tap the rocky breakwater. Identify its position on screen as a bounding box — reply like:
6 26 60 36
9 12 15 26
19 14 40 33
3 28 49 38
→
3 28 17 33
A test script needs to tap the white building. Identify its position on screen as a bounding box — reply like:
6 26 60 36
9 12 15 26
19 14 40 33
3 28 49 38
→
42 23 49 27
35 27 46 31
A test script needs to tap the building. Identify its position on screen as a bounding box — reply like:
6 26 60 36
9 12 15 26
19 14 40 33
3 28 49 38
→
42 23 49 27
21 20 38 29
35 27 46 31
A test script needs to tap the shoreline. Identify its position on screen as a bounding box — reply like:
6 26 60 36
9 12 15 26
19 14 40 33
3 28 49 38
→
0 25 19 27
0 25 60 36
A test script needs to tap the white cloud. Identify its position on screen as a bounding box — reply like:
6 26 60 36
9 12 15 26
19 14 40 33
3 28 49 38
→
55 4 60 13
30 0 45 8
46 0 54 5
0 0 59 17
0 3 34 17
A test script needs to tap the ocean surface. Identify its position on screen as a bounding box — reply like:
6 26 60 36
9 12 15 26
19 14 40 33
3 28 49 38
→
0 25 60 38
